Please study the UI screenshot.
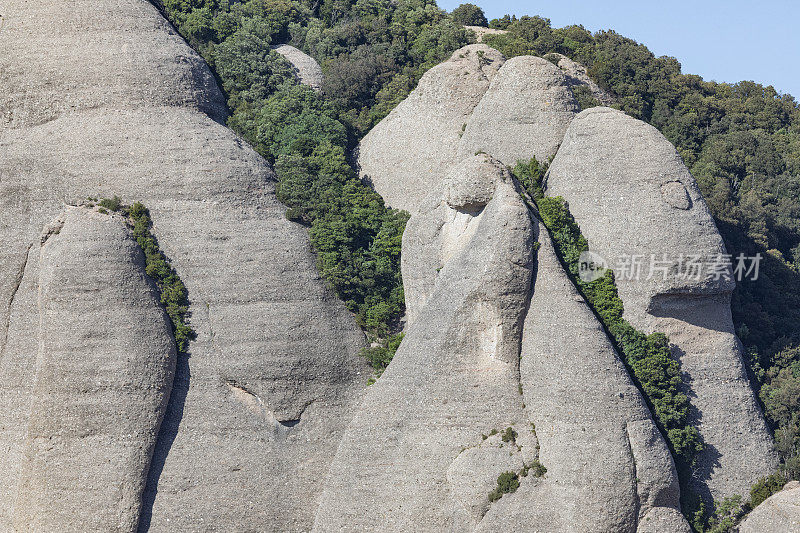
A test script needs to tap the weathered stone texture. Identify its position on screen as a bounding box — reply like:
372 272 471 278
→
358 44 506 212
549 53 615 106
358 47 578 212
314 156 535 531
478 229 689 533
0 1 368 531
11 208 176 533
458 55 579 166
545 106 777 500
739 481 800 533
273 44 324 92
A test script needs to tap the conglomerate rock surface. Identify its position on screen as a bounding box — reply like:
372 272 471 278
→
358 44 506 212
739 481 800 533
314 156 536 531
0 1 367 531
359 46 578 212
0 2 786 531
315 155 690 532
481 228 689 533
545 106 778 501
11 208 176 533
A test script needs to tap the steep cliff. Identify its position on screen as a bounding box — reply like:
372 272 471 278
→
11 208 176 532
316 155 689 532
485 229 689 533
314 156 535 531
545 106 778 500
0 1 367 531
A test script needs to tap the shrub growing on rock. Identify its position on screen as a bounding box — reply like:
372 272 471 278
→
488 471 520 502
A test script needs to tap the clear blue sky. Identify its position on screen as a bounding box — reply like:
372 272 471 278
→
438 1 800 98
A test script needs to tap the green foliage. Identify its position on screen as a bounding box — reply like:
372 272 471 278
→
571 84 601 111
94 198 195 354
451 3 487 27
705 495 745 533
99 195 122 212
749 472 787 508
127 202 195 353
514 157 703 477
488 471 520 502
361 333 404 379
501 427 517 443
521 460 546 478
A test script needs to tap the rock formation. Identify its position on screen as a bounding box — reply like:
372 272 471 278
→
545 106 778 500
315 156 536 531
0 1 367 531
458 55 579 166
358 44 506 212
480 228 689 533
358 46 578 212
316 155 690 532
739 481 800 533
0 1 789 529
548 53 615 106
273 44 324 92
12 208 176 532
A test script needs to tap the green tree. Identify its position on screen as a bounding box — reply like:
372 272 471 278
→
451 3 487 27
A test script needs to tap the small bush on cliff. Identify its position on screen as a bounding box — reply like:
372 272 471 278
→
488 471 520 502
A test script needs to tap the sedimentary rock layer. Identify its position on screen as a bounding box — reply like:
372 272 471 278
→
545 106 777 500
0 1 367 531
11 208 176 532
358 44 506 212
314 156 535 531
317 155 690 532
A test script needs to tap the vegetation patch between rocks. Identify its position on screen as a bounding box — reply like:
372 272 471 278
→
155 0 479 376
91 196 194 354
512 160 708 522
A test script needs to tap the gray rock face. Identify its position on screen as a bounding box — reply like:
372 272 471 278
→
549 53 615 106
358 46 578 212
545 106 777 501
480 229 689 533
358 44 506 212
739 481 800 533
314 156 536 531
465 26 509 43
0 1 367 531
11 208 176 533
272 44 324 92
459 55 579 166
316 155 689 532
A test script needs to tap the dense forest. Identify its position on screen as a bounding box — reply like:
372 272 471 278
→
154 0 798 529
